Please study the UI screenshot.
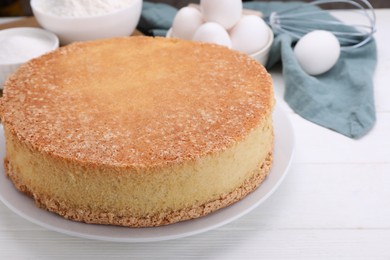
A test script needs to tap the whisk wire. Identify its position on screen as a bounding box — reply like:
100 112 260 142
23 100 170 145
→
278 24 365 45
266 0 376 50
278 17 375 33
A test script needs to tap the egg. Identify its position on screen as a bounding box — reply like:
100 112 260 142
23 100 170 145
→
200 0 242 29
230 15 270 55
193 22 232 48
166 28 175 38
294 30 341 76
171 7 204 40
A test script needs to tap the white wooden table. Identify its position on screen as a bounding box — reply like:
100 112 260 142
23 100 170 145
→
1 9 389 259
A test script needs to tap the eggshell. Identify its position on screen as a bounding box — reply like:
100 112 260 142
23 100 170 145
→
230 15 270 55
200 0 242 29
294 30 341 76
166 28 174 38
172 7 204 40
193 22 232 48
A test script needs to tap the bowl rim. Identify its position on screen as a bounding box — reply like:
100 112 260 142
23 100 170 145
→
248 26 274 57
30 0 142 20
0 27 59 66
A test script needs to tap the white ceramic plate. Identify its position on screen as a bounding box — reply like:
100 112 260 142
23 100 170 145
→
0 105 294 242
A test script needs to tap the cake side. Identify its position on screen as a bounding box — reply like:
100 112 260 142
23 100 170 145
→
3 118 273 227
4 152 272 227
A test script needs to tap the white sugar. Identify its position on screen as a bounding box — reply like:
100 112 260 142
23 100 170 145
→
0 35 53 64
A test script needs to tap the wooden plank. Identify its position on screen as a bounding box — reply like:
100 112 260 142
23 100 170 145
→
291 112 390 164
0 16 39 30
0 229 389 259
235 163 390 230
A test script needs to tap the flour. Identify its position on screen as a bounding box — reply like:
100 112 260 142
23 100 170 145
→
32 0 135 17
0 35 53 64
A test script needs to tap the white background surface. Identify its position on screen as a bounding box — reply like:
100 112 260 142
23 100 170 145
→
1 9 390 259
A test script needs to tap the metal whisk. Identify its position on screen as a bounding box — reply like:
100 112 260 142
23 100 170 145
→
265 0 376 50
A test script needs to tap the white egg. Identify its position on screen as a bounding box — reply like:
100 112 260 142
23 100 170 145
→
230 15 270 55
166 28 176 38
200 0 242 29
294 30 341 76
172 7 203 40
193 22 232 48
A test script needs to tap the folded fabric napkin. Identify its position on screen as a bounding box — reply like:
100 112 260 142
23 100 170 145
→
138 1 377 139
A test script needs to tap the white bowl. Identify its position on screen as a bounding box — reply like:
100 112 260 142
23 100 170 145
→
250 26 274 66
31 0 142 45
0 27 59 89
166 26 274 66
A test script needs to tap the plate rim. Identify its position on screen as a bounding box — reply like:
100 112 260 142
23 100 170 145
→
0 105 294 242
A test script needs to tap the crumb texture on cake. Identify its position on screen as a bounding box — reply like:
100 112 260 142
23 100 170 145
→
3 117 273 226
5 151 273 227
0 36 273 168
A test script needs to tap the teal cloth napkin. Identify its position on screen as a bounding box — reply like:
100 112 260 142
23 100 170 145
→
138 1 377 139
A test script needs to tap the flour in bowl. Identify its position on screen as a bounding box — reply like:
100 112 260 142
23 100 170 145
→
32 0 135 17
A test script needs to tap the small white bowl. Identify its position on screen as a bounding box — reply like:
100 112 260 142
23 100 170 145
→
31 0 142 45
0 27 59 89
166 26 274 66
250 26 274 66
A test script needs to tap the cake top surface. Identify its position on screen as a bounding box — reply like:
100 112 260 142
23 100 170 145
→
1 36 273 169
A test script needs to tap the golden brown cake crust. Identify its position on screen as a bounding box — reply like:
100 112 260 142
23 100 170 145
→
4 151 273 227
0 36 273 169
